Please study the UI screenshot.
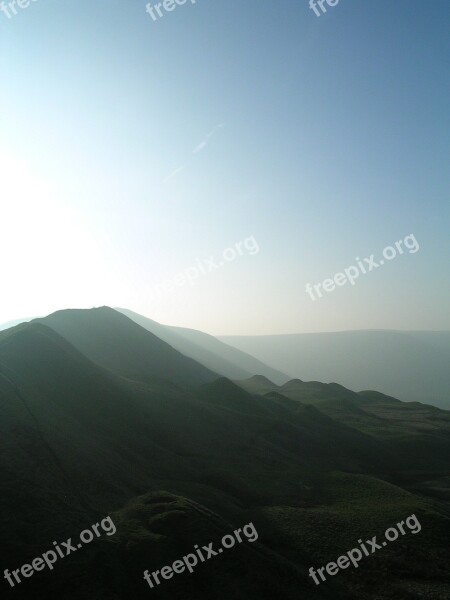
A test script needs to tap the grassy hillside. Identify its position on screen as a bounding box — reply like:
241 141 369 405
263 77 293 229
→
1 321 449 599
237 376 450 496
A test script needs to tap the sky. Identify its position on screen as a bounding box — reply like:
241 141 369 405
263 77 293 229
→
0 0 449 335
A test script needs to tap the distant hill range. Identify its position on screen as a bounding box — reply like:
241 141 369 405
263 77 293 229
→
2 312 448 408
221 330 450 410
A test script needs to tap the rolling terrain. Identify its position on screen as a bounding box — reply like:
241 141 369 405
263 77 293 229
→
222 330 450 409
0 310 449 599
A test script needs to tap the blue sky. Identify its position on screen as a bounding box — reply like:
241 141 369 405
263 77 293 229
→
0 0 448 333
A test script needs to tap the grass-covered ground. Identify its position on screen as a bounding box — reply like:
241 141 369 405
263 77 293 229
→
1 312 449 599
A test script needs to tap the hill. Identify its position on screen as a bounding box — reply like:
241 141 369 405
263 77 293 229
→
236 376 450 493
115 308 289 385
33 307 218 389
1 319 449 599
222 330 450 409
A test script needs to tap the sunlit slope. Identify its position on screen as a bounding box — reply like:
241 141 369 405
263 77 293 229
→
35 307 219 389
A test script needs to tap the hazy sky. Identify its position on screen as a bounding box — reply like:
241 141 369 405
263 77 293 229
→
0 0 448 334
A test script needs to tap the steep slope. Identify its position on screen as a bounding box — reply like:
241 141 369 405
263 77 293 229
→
116 308 289 384
0 323 224 521
221 330 450 409
34 307 218 389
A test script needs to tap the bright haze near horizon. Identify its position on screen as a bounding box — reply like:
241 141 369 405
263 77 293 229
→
0 0 448 335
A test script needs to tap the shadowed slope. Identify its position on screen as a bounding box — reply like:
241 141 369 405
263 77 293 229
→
116 308 289 384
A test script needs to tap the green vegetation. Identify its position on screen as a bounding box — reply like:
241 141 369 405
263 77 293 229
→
0 309 449 599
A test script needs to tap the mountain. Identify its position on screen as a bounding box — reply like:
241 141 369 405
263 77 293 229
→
115 308 289 385
1 315 450 599
0 309 289 385
33 307 218 389
221 330 450 409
